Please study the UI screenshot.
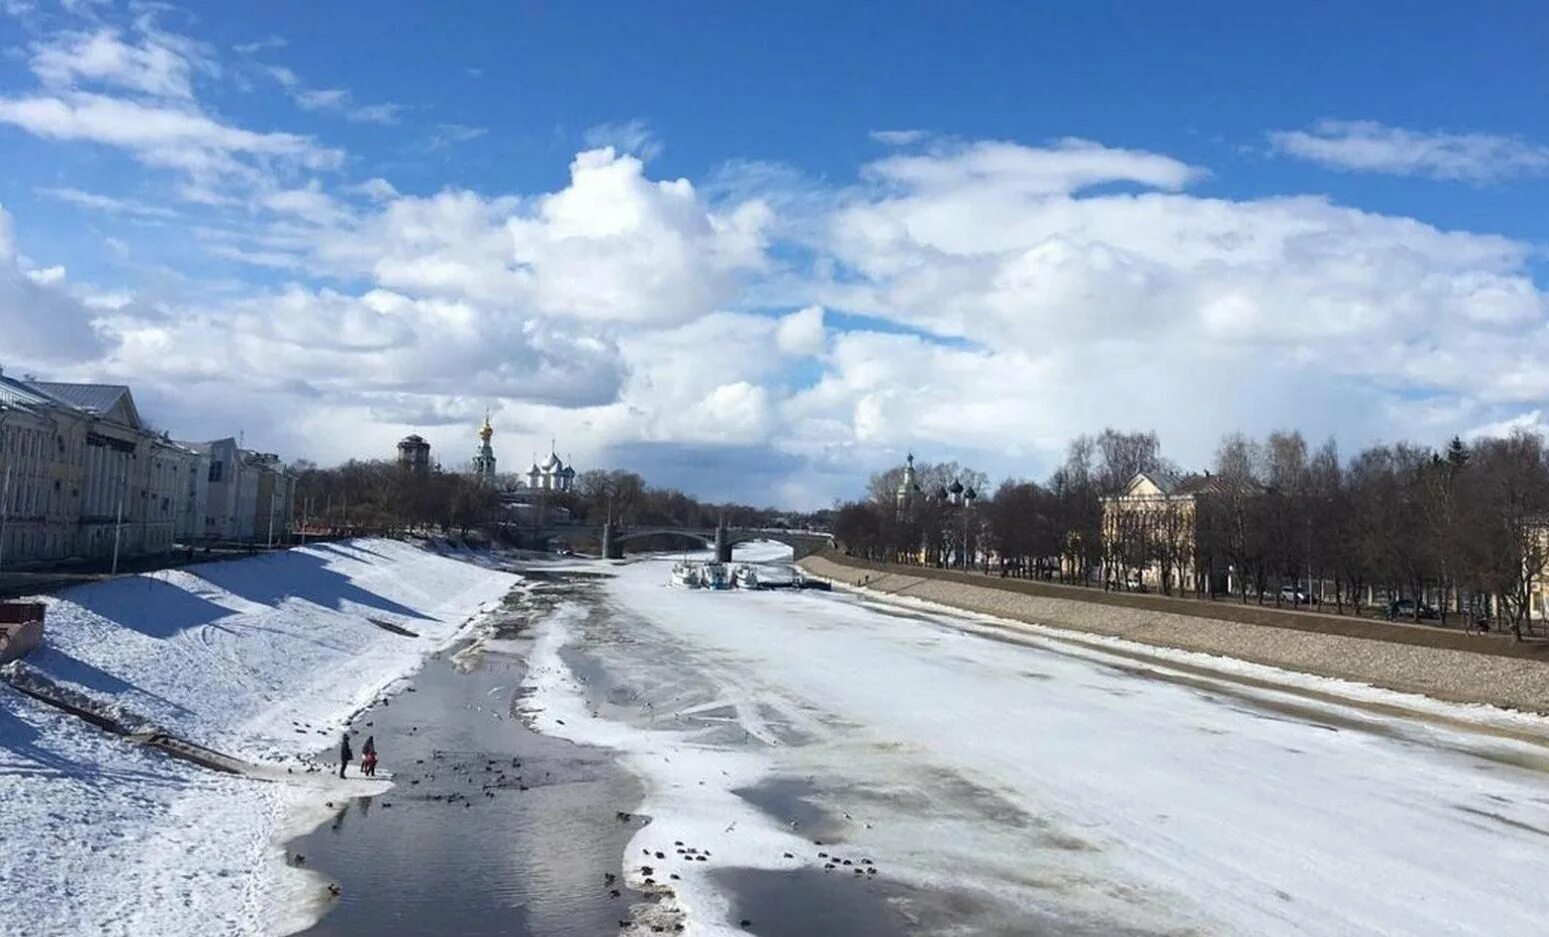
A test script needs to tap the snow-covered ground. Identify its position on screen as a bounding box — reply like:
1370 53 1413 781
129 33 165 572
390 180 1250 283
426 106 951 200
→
524 543 1549 936
0 539 516 937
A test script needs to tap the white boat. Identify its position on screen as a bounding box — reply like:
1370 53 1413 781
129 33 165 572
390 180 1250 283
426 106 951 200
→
700 561 731 590
669 561 703 588
733 565 760 589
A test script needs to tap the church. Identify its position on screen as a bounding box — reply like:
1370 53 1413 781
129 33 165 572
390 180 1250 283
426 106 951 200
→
525 445 576 492
467 416 576 492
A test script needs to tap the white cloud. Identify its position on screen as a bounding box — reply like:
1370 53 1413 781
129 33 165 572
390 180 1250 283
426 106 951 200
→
424 122 486 150
293 87 401 124
775 305 825 356
31 27 202 98
233 36 286 55
870 129 927 146
1467 410 1549 441
864 137 1201 198
583 119 663 161
294 88 348 110
38 185 180 219
0 91 343 179
506 149 770 324
792 138 1549 476
0 203 110 364
11 24 1549 510
266 65 300 89
1268 119 1549 182
275 148 770 325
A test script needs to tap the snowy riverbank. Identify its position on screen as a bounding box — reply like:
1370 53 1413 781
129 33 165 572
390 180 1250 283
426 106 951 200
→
0 539 517 937
799 554 1549 713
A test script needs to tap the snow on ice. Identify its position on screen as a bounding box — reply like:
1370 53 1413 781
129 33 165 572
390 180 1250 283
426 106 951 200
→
523 543 1549 937
0 539 516 937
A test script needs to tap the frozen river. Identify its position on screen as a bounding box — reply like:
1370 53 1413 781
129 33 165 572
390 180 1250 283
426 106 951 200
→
524 544 1549 936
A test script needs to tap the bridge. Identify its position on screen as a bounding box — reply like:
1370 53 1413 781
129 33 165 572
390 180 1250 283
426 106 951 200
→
541 522 831 562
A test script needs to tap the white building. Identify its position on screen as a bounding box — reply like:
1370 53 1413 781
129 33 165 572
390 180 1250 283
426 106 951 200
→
0 376 207 564
1 367 297 564
525 446 576 492
178 438 292 543
25 381 197 560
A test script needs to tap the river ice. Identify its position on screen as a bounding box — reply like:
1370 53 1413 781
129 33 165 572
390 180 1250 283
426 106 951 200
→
523 544 1549 937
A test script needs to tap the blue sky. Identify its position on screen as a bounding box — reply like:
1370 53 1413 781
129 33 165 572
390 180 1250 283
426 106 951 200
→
2 1 1548 507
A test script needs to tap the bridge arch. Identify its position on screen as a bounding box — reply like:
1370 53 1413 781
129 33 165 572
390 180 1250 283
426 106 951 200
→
541 524 831 561
609 529 715 553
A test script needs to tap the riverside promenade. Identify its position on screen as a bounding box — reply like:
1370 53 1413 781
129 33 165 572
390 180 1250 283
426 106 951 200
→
800 552 1549 714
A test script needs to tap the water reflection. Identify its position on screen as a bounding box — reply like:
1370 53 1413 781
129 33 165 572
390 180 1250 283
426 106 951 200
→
292 629 644 937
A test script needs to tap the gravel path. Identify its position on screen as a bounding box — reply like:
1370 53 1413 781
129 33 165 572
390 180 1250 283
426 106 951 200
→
800 555 1549 714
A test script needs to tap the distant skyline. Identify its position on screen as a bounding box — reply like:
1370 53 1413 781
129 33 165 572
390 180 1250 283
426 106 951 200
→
3 1 1548 508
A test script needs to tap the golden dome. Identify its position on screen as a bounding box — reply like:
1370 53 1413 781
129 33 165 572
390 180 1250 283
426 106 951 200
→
478 412 493 442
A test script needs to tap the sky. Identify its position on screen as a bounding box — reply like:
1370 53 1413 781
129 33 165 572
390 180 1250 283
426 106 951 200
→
2 0 1548 509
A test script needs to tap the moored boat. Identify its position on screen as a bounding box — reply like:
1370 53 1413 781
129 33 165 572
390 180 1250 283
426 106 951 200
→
700 561 731 590
670 561 703 588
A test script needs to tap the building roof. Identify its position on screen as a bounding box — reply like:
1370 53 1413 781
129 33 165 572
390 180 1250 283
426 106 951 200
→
0 372 55 412
1116 469 1264 500
24 381 141 429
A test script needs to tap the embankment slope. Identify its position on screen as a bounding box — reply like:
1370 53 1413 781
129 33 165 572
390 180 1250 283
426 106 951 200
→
800 552 1549 713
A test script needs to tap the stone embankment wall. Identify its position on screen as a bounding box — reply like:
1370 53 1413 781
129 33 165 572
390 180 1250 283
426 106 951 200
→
799 553 1549 714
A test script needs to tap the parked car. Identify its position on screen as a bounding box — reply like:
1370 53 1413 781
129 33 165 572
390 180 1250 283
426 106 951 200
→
1386 598 1440 621
1278 586 1313 606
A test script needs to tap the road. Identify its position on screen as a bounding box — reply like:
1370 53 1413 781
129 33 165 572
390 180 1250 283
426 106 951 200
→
523 546 1549 937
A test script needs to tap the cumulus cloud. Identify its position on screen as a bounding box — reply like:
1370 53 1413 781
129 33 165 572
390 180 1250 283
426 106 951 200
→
788 137 1549 479
775 305 825 356
259 148 770 325
1268 119 1549 182
8 16 1549 507
0 204 110 364
507 149 770 324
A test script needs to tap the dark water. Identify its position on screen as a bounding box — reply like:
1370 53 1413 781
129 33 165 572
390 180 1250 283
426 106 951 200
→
291 628 645 937
732 776 845 842
719 868 911 937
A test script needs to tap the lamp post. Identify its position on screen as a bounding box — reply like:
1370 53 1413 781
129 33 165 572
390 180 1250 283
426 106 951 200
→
954 486 978 566
944 479 978 570
0 404 10 579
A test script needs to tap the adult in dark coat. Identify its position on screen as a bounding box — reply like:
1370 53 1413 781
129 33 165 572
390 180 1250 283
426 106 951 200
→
339 734 353 779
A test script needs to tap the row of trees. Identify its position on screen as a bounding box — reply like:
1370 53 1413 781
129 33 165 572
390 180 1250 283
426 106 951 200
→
290 460 504 538
289 461 828 546
832 428 1549 639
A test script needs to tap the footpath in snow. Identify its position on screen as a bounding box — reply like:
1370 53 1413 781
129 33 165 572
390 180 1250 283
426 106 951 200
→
0 538 517 937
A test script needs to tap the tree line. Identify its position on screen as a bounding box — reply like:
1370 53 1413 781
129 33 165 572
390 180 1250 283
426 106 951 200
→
289 460 504 538
832 428 1549 639
288 461 828 546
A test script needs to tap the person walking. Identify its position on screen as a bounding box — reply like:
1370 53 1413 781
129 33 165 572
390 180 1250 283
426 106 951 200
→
361 736 378 777
339 733 353 779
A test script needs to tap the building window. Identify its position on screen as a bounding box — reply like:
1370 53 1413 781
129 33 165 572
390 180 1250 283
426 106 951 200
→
209 461 224 482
